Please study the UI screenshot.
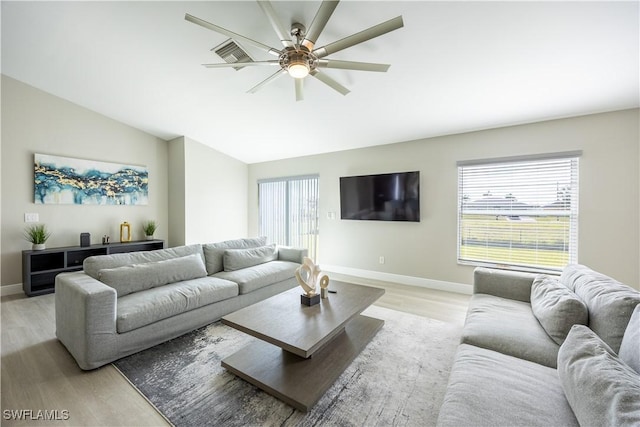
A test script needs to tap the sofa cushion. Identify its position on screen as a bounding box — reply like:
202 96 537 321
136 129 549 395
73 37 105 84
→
558 325 640 427
116 276 239 333
214 260 298 295
619 305 640 374
531 275 588 345
84 244 204 279
436 344 578 427
97 254 208 297
462 293 560 367
277 246 307 264
223 244 278 272
560 264 640 352
202 237 267 275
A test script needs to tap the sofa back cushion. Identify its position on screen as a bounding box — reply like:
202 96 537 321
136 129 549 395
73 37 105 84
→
619 305 640 374
84 244 204 280
202 237 267 275
531 275 588 345
98 254 208 297
560 264 640 353
558 325 640 427
223 244 278 272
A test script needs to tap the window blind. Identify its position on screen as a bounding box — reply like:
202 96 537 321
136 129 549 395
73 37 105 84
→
258 175 319 261
457 154 579 272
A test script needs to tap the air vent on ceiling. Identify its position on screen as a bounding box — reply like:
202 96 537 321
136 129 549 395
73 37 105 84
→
211 39 253 71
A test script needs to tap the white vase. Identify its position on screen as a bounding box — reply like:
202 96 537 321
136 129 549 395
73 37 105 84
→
145 235 154 241
32 243 46 251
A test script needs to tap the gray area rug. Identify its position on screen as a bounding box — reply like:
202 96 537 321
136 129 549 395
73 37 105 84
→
113 305 462 427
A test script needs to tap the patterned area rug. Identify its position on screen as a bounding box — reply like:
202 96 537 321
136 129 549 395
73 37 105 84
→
113 305 462 427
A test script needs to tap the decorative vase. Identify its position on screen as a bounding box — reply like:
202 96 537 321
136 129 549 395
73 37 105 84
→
145 235 154 241
32 243 45 251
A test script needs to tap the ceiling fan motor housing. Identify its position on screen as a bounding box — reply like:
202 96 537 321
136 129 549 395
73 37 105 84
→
279 47 318 77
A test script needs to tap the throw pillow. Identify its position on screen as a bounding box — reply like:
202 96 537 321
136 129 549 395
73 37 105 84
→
560 264 640 353
223 244 278 272
618 304 640 374
84 244 203 280
531 275 588 345
98 254 208 297
202 237 267 275
558 325 640 427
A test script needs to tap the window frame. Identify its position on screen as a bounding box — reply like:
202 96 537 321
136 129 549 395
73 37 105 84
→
456 151 581 274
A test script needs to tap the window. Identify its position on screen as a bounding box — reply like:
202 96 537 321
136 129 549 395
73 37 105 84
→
258 175 319 260
457 152 580 273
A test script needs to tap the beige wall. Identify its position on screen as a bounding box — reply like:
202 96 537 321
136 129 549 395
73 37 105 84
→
181 136 248 245
249 109 640 290
3 74 637 293
167 137 186 247
1 75 169 287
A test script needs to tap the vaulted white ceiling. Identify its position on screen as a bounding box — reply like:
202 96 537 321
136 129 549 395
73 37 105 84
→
2 1 638 163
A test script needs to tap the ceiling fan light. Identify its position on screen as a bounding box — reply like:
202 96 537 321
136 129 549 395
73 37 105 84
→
288 62 309 79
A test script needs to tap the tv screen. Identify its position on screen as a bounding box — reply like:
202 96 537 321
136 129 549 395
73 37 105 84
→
340 171 420 222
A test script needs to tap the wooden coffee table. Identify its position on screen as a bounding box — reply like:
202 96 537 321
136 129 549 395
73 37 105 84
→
221 281 385 412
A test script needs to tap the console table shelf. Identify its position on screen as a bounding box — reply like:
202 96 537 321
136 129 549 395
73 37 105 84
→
22 240 164 296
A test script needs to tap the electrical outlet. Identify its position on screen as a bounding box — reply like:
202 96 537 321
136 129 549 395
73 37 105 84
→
24 213 39 223
379 256 385 264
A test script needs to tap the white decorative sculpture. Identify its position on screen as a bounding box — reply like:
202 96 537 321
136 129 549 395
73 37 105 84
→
295 257 331 304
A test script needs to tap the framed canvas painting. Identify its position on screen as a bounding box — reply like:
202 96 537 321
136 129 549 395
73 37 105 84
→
34 153 148 205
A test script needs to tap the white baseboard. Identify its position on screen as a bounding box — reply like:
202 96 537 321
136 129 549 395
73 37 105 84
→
1 283 24 297
321 265 472 295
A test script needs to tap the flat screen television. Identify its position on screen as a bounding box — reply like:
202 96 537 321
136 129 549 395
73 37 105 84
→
340 171 420 222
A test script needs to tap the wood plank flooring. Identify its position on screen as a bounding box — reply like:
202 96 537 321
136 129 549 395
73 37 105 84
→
1 277 470 426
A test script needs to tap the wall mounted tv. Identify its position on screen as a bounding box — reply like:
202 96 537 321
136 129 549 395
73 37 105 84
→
340 171 420 222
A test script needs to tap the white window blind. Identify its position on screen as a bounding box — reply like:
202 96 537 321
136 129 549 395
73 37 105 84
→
258 175 319 261
457 153 579 272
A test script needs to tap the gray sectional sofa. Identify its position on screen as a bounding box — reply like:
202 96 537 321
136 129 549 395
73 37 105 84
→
55 237 306 370
437 264 640 427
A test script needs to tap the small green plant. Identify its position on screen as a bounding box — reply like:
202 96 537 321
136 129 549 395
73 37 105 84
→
142 220 158 236
24 224 51 244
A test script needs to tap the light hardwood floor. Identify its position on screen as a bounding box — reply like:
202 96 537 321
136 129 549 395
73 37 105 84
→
1 278 470 427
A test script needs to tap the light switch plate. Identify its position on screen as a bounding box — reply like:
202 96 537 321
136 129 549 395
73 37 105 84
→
24 213 39 223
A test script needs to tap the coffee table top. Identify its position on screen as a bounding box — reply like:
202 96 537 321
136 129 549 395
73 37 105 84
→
222 281 384 358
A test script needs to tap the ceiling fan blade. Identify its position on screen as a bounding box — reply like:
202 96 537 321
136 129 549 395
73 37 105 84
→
247 70 287 94
317 59 390 72
301 1 340 51
185 13 282 57
310 70 350 96
295 78 304 102
257 1 295 48
313 16 403 58
202 61 280 68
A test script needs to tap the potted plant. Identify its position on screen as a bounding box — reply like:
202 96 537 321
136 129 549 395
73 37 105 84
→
24 224 51 250
142 220 158 240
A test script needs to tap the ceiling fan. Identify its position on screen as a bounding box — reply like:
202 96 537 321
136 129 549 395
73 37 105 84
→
185 0 403 101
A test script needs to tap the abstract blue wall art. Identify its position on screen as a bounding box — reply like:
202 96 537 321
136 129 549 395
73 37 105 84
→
34 154 149 205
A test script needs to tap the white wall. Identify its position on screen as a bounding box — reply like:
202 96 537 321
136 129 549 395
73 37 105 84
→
1 75 169 287
167 136 248 246
249 109 640 290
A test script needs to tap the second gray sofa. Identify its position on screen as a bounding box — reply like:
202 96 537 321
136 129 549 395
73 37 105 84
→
55 237 306 370
437 264 640 426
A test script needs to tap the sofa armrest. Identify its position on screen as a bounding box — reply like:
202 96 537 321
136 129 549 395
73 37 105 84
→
55 271 118 370
473 267 539 303
277 246 308 264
